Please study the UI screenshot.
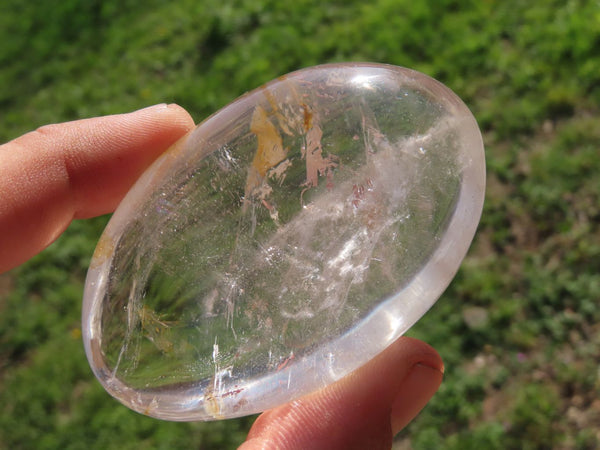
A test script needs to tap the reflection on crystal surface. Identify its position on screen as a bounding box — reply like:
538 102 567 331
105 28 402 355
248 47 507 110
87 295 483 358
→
82 63 485 421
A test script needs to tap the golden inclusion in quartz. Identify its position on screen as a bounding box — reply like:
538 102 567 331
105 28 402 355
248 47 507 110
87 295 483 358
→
83 63 485 421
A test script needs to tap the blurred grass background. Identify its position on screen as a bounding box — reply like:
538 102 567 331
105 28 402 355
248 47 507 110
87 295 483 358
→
1 0 599 448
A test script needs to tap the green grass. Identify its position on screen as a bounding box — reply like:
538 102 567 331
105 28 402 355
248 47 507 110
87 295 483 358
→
1 0 599 448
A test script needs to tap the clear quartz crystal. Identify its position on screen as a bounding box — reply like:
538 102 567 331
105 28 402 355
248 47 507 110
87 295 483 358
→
82 63 485 421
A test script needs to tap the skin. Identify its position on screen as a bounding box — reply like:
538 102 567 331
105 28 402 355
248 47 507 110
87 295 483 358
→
0 104 444 449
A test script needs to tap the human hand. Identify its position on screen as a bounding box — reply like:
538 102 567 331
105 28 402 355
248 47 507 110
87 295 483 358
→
0 105 443 449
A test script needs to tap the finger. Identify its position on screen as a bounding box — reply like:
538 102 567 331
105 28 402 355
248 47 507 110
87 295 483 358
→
240 337 443 450
0 104 195 273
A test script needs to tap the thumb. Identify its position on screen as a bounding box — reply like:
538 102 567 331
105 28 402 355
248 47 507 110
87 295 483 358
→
0 104 194 272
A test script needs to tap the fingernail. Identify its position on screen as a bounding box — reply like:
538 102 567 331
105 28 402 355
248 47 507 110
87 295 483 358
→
391 363 444 435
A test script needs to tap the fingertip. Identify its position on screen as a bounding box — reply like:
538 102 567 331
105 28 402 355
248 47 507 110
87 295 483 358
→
166 102 194 120
68 103 196 218
164 103 196 132
391 362 444 435
129 103 196 133
382 336 443 370
350 337 443 389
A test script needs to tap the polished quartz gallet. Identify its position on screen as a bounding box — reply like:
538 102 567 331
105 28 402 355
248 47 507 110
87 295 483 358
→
82 63 486 421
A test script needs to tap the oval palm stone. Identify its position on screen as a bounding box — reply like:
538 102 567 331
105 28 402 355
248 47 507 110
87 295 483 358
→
83 63 485 421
